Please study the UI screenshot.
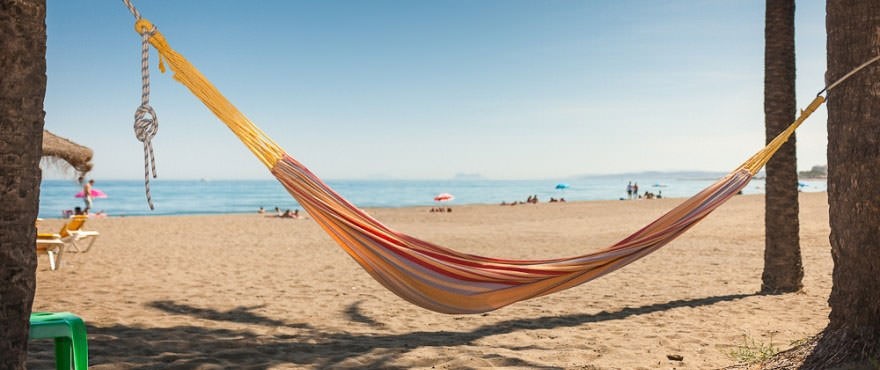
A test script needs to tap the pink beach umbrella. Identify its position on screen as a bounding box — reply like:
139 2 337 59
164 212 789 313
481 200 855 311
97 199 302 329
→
433 193 454 202
75 188 108 198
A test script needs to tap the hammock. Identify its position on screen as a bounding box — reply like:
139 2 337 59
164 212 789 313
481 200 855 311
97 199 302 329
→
127 17 827 314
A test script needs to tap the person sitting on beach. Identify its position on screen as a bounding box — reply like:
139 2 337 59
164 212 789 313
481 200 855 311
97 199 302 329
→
73 206 84 216
293 209 301 218
258 207 265 214
446 207 452 213
656 191 662 199
531 195 539 204
549 197 557 203
274 207 281 217
526 195 533 203
281 209 295 218
560 198 566 202
500 201 507 206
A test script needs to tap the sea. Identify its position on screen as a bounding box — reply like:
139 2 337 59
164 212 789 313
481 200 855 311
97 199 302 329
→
38 175 828 219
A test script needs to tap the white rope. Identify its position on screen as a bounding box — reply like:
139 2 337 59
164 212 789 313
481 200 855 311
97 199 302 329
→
122 0 140 20
123 0 158 209
819 54 880 96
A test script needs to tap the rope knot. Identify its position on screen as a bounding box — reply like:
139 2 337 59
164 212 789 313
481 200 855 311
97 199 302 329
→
134 104 158 142
134 19 156 37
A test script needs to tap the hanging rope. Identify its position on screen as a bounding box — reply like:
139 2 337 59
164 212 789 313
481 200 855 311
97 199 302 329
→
817 54 880 96
123 0 158 209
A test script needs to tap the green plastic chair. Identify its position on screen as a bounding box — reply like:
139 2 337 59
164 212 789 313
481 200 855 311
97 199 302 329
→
29 312 89 370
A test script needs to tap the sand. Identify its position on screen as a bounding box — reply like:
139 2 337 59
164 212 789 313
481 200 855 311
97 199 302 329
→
28 192 833 369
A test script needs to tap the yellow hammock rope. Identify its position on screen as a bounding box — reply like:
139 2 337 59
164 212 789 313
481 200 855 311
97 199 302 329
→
134 19 285 169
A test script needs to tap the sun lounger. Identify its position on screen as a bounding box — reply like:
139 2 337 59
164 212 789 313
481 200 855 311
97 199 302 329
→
38 215 100 253
35 238 66 271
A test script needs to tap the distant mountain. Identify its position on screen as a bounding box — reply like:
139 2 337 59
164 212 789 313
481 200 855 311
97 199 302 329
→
799 165 827 179
572 170 728 180
452 172 484 180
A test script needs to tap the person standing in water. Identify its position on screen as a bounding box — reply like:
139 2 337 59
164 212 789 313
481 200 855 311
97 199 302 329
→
626 181 633 199
633 182 639 199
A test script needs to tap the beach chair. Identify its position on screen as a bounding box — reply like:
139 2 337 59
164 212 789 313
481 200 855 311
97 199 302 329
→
30 312 89 369
36 238 66 271
38 215 100 253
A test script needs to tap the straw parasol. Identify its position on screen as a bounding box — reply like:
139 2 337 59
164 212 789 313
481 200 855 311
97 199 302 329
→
41 129 93 175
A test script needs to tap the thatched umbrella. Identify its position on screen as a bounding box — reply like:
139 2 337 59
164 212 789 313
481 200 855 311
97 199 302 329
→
41 129 93 176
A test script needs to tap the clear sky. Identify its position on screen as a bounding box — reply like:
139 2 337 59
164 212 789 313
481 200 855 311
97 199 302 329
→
43 0 828 180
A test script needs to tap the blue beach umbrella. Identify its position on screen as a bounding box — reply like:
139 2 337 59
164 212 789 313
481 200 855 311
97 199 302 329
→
555 183 570 190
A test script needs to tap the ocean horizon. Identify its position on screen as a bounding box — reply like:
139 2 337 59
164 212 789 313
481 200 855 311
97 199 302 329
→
39 174 827 219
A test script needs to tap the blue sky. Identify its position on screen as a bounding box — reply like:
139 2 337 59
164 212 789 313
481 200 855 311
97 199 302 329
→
43 1 828 180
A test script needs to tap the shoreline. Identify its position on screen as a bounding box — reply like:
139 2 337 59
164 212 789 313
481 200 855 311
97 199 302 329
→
38 191 826 219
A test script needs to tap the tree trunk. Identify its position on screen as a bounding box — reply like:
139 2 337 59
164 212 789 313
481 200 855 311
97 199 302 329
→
761 0 803 293
802 1 880 367
0 0 47 368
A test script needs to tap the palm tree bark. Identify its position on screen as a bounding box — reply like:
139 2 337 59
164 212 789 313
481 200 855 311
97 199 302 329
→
761 0 803 293
802 1 880 367
0 0 46 368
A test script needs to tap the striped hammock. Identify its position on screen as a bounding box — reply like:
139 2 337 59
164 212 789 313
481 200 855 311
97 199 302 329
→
132 18 824 314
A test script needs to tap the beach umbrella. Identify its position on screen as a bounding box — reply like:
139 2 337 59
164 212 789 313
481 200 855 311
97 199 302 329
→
75 189 108 199
41 129 93 176
555 183 570 190
434 193 454 202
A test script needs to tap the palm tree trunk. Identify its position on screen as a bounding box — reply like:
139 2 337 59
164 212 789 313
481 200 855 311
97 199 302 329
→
0 0 47 368
761 0 803 293
803 1 880 367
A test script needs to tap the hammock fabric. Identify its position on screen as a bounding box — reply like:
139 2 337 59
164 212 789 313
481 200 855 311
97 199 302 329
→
132 19 825 314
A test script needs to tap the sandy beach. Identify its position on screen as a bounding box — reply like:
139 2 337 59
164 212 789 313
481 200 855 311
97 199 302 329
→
28 192 832 369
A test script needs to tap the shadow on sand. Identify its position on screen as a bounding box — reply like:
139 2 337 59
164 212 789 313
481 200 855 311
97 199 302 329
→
27 292 760 369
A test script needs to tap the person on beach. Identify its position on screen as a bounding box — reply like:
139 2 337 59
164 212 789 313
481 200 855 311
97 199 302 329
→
82 179 94 213
626 181 633 199
258 207 265 214
274 207 281 217
633 182 639 199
